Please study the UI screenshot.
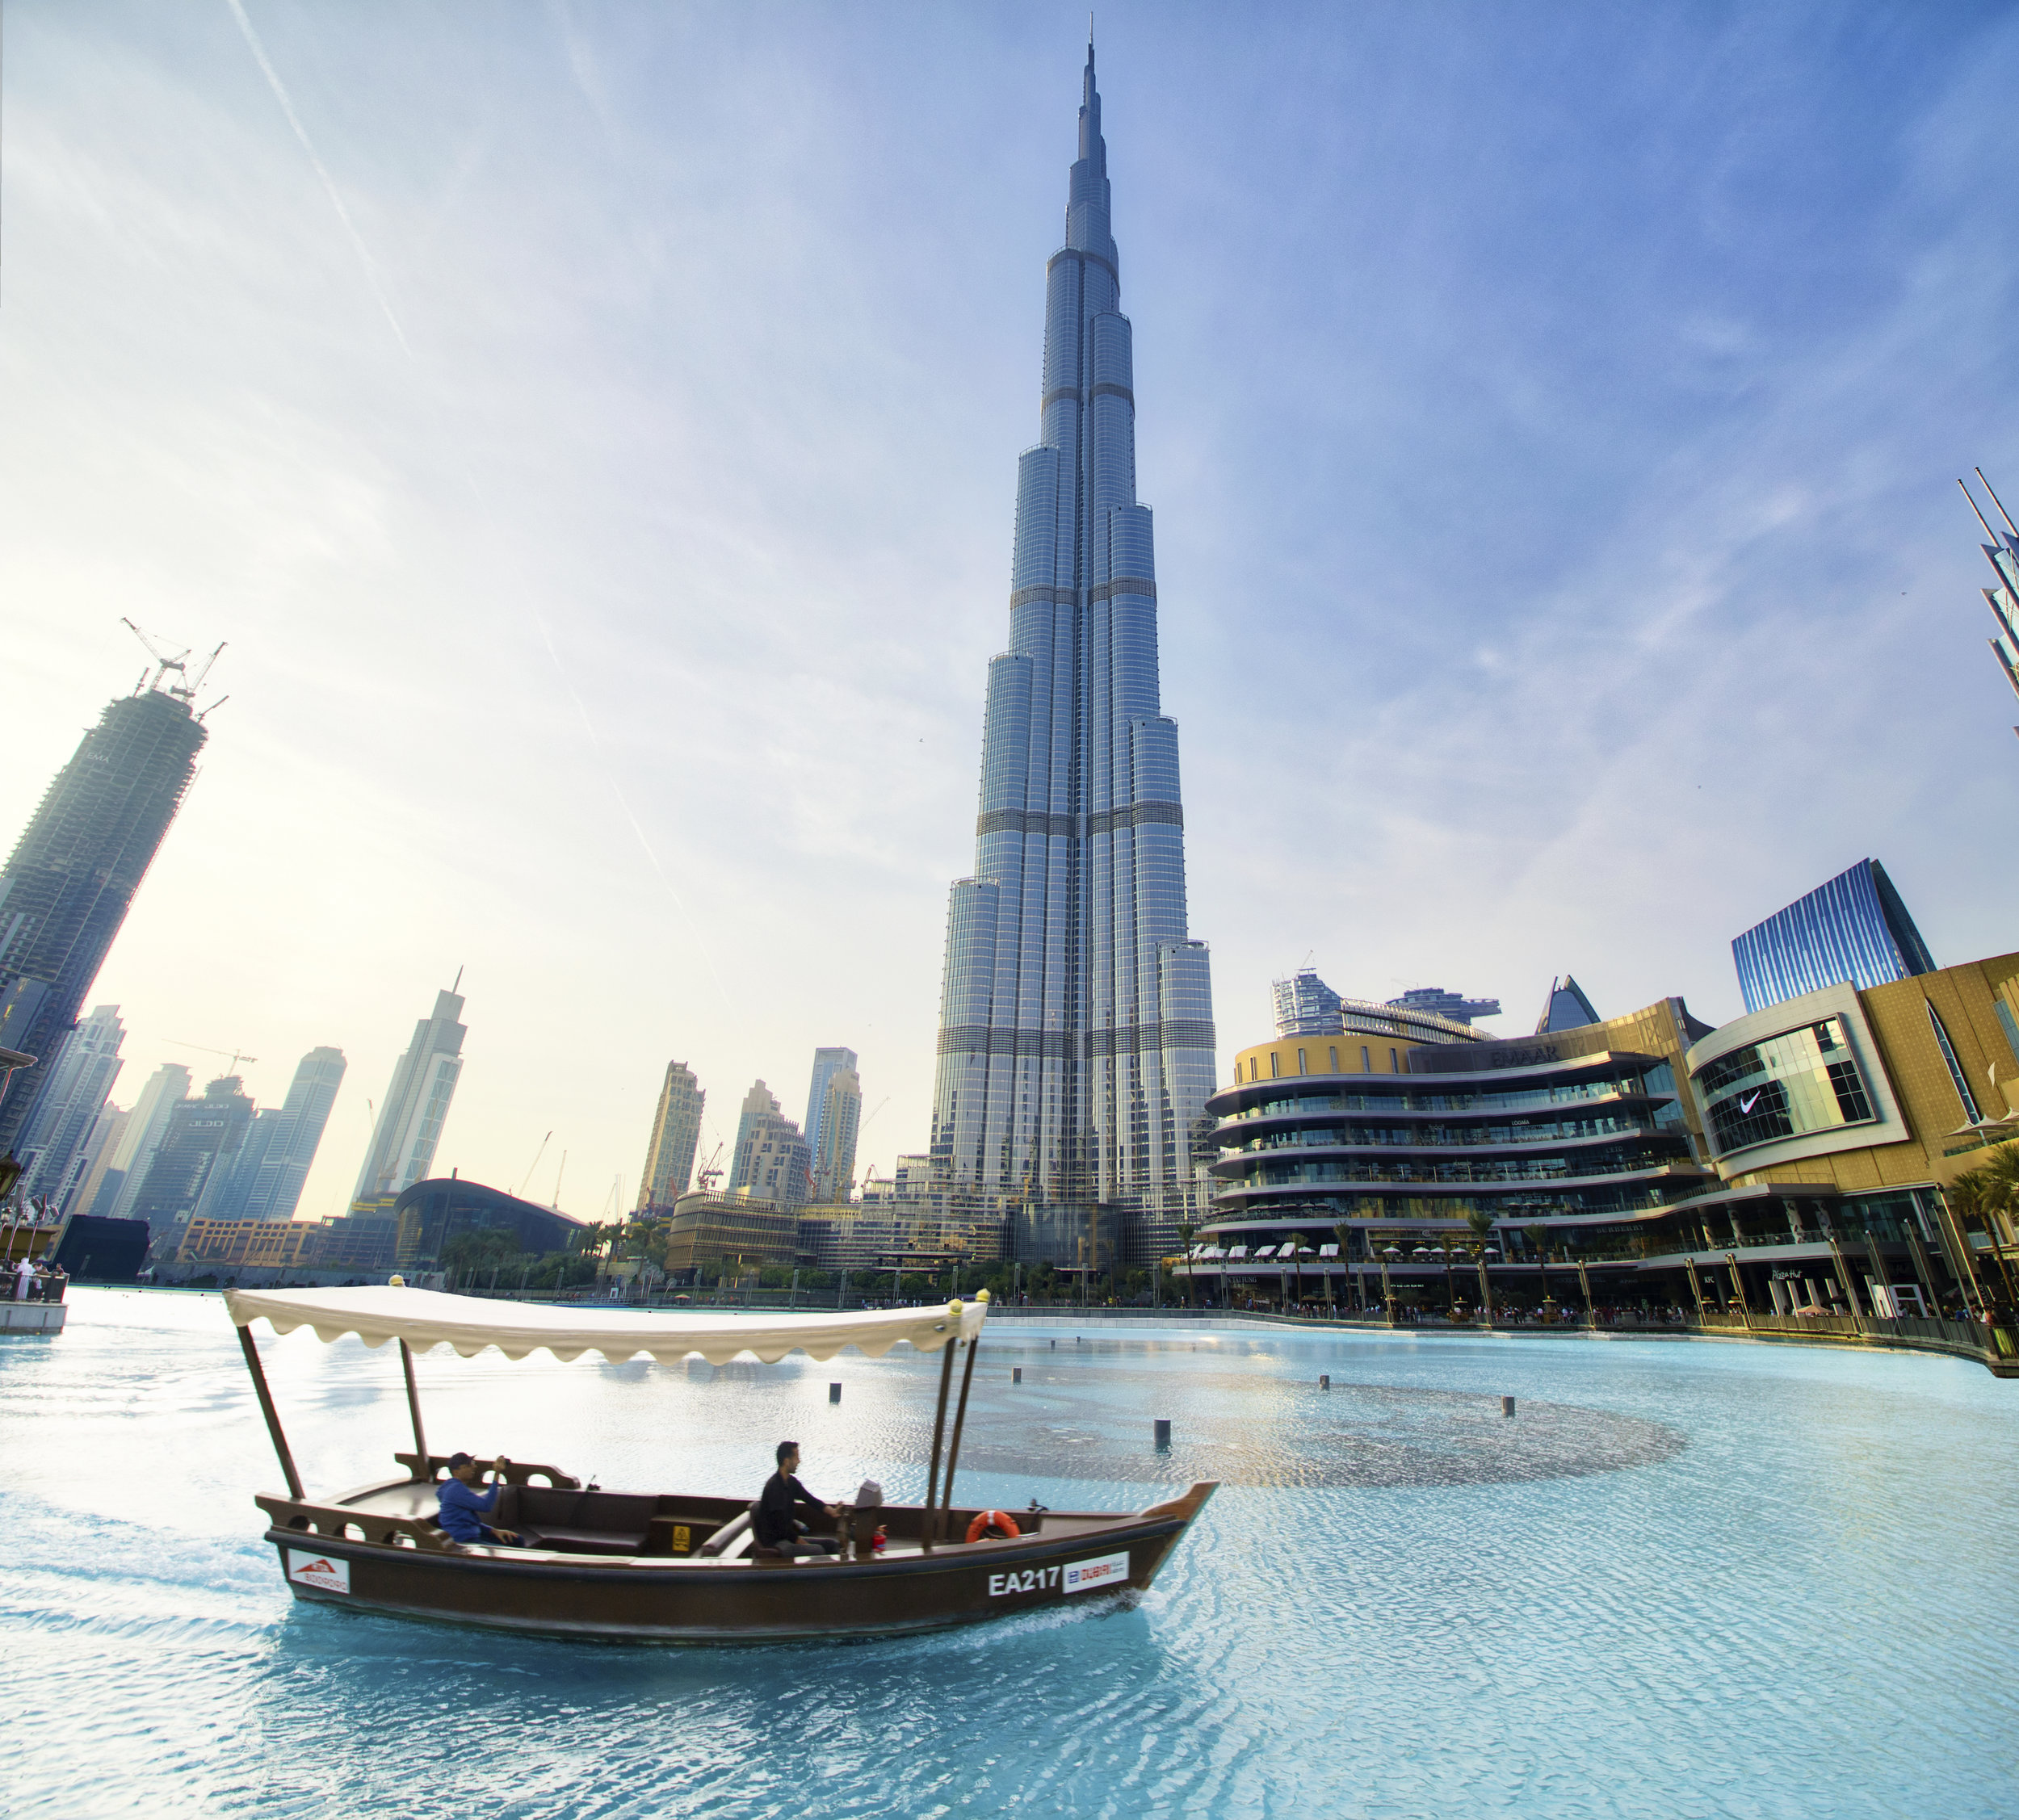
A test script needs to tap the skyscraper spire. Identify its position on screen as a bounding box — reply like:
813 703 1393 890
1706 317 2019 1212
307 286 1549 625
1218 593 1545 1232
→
1068 39 1114 262
928 48 1215 1269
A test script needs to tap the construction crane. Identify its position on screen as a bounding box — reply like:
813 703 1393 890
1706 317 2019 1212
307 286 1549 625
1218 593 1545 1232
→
514 1132 552 1200
694 1142 725 1193
121 619 225 707
165 1038 258 1077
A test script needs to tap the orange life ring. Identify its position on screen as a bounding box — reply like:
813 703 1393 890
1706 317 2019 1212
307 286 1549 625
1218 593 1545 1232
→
965 1509 1022 1543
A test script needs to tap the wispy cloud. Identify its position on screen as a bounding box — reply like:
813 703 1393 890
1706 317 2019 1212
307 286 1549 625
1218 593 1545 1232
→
222 0 414 359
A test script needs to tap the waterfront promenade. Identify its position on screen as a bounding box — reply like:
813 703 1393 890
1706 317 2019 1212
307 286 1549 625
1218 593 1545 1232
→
980 1302 2019 1374
190 1273 2013 1378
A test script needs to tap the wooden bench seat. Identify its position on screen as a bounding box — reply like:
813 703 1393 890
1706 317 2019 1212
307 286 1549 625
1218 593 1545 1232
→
521 1525 649 1557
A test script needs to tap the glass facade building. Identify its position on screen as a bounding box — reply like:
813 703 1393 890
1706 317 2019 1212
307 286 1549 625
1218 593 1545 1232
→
205 1046 347 1223
1536 975 1601 1033
0 681 208 1155
126 1073 255 1248
13 1004 125 1206
1731 859 1936 1016
1263 971 1488 1059
803 1046 858 1168
350 988 467 1205
1386 987 1501 1027
812 1065 862 1204
930 45 1215 1264
1694 1015 1876 1156
1194 954 2019 1326
1274 970 1345 1039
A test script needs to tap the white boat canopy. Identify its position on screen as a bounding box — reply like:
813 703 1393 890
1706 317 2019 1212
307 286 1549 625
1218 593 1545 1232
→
225 1284 989 1366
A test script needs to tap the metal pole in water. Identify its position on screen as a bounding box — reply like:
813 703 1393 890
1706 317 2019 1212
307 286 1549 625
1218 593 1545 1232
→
1502 1395 1516 1418
1154 1419 1171 1449
1013 1366 1022 1382
829 1382 841 1403
1319 1374 1329 1389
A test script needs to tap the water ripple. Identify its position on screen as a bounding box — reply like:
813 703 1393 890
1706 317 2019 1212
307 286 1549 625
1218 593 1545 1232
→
2 1292 2017 1817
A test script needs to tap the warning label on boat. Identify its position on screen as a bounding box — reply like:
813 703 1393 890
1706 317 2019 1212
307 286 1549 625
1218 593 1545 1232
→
288 1550 350 1594
1061 1550 1129 1595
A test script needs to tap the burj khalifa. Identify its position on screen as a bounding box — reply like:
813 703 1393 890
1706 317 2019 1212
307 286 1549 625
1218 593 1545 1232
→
930 43 1215 1269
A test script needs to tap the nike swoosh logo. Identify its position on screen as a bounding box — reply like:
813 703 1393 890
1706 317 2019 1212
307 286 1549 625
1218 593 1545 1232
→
1738 1091 1761 1113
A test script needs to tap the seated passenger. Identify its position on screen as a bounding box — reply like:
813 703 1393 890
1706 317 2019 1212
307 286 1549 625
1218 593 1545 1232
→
437 1452 523 1546
755 1441 842 1558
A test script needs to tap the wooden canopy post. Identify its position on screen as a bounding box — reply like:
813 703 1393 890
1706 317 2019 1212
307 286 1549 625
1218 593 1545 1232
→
920 1333 956 1550
937 1336 981 1540
399 1340 429 1478
236 1323 304 1500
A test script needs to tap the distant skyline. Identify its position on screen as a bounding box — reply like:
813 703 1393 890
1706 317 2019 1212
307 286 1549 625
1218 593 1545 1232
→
3 4 2017 1225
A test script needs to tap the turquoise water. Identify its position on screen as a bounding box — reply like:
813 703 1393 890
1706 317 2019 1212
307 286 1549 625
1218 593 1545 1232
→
3 1290 2016 1818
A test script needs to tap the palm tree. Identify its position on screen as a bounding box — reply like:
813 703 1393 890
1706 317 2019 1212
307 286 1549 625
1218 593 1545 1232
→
1334 1222 1355 1316
1525 1223 1552 1318
1953 1155 2019 1310
1466 1208 1495 1324
1176 1220 1197 1309
1976 1144 2019 1245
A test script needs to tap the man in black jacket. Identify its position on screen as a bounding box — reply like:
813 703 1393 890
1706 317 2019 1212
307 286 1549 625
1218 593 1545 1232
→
755 1441 842 1558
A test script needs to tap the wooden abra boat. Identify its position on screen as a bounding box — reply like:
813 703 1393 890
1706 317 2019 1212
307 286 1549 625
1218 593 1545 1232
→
225 1284 1215 1643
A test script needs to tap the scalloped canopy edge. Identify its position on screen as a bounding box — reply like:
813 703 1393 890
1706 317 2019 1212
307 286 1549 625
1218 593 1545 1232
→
225 1285 988 1367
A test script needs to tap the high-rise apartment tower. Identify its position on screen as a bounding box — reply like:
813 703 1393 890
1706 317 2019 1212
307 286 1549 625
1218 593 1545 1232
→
812 1064 862 1203
803 1047 858 1166
637 1062 704 1211
726 1080 811 1207
0 665 209 1154
352 986 466 1204
66 1101 130 1219
14 1004 125 1205
95 1062 191 1218
208 1045 347 1222
929 43 1215 1267
127 1073 254 1245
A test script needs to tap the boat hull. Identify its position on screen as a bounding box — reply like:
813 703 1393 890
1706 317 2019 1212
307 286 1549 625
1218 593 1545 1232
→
262 1485 1215 1644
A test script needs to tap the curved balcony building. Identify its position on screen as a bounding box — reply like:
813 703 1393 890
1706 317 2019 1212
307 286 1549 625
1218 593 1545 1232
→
1189 962 2019 1326
1208 994 1710 1223
1190 996 1727 1313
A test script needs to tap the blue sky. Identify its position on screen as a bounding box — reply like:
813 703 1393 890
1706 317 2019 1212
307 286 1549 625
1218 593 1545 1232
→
4 2 2017 1219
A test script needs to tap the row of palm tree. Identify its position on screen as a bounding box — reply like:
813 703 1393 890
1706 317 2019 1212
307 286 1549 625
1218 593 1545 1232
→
1941 1144 2019 1309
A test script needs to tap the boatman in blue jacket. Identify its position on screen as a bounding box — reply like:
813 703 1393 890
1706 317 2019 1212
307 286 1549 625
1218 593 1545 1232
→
437 1452 523 1546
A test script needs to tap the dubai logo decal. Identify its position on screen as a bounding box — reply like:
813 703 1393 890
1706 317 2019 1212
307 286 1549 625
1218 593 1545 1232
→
287 1550 351 1594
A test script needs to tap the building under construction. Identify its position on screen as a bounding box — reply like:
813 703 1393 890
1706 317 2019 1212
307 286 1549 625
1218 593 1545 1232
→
0 635 216 1156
